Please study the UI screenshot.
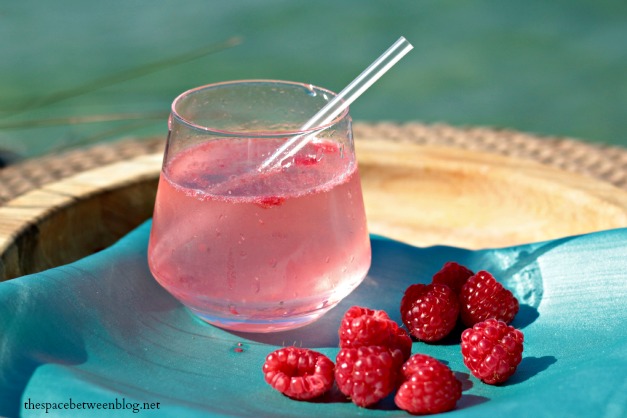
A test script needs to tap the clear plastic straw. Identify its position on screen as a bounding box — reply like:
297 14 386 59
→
258 36 413 172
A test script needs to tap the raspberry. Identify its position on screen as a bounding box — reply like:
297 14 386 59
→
262 346 334 400
400 283 460 342
394 354 462 414
293 154 319 166
335 345 404 407
461 318 524 384
459 271 519 326
338 306 412 360
389 324 413 361
256 196 286 208
432 261 474 294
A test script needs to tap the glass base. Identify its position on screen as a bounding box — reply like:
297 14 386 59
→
188 307 328 333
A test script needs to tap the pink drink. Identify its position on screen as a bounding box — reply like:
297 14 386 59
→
148 137 371 332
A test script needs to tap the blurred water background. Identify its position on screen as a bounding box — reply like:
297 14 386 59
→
1 0 625 161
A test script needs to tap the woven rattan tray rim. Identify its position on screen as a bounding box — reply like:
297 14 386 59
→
2 122 626 206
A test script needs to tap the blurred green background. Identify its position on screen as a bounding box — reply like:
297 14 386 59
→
1 0 626 162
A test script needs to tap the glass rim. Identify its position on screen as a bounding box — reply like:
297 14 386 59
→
170 79 350 137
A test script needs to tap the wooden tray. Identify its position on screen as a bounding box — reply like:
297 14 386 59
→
2 138 627 281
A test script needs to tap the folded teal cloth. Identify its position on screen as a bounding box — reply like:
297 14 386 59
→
1 221 626 417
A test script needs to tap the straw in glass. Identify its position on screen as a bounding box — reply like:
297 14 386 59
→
258 36 413 172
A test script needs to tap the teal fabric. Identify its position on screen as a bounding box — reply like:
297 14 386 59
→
1 221 626 417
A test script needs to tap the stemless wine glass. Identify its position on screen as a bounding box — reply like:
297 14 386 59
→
147 80 371 333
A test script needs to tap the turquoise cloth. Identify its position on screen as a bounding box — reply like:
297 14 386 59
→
1 221 626 417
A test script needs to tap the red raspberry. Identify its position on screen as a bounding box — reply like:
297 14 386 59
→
400 283 460 342
461 318 524 384
395 354 462 414
262 346 334 400
293 154 319 166
256 196 286 208
432 261 474 294
338 306 412 360
459 271 519 326
389 324 413 361
335 345 404 407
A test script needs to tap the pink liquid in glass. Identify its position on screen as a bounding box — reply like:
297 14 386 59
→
148 137 371 332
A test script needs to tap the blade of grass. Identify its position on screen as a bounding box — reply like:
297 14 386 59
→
0 111 168 129
49 119 163 154
3 36 242 116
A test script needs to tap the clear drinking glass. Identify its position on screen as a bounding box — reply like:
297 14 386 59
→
147 80 371 333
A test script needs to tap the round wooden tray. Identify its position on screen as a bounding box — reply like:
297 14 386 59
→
2 122 627 281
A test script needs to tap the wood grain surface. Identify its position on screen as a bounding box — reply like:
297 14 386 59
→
2 139 627 281
357 140 627 248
